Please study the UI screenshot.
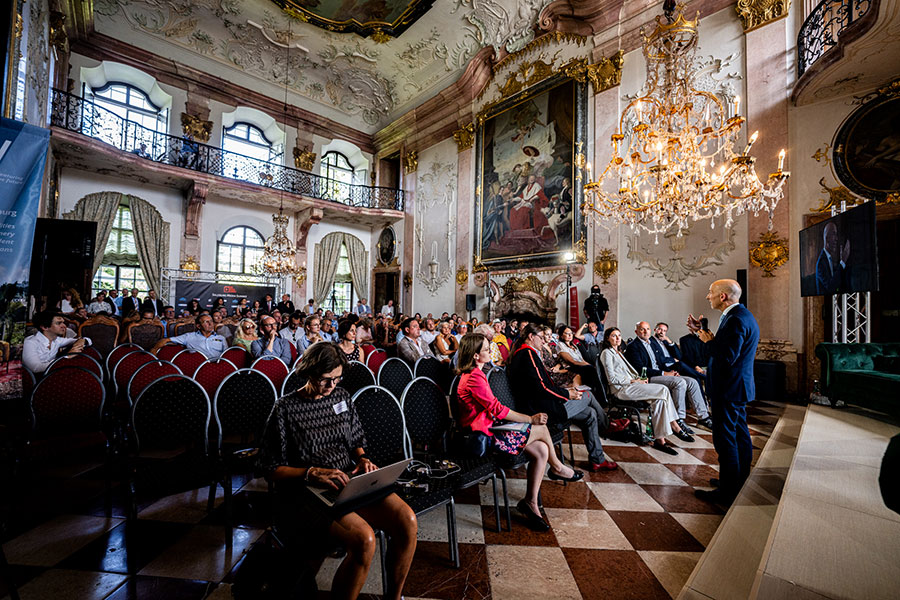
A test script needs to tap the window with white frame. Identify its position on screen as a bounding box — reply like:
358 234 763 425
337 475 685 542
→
92 204 148 299
216 226 265 275
89 83 168 155
320 151 355 200
222 122 283 183
325 243 353 314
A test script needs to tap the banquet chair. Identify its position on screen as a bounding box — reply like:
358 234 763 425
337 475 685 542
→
281 369 306 396
105 343 142 381
251 356 289 394
222 346 251 369
155 343 185 362
46 353 103 380
193 358 238 402
112 350 155 399
338 360 375 397
127 320 165 350
413 356 450 393
366 348 387 374
78 316 120 357
377 358 413 402
126 360 181 406
172 349 207 379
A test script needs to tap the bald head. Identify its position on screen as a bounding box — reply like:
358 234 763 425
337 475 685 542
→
635 321 651 340
707 279 742 311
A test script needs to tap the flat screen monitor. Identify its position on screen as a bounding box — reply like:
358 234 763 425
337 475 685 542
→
799 201 879 297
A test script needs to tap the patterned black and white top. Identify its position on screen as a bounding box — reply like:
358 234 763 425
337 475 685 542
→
259 386 366 474
340 344 360 363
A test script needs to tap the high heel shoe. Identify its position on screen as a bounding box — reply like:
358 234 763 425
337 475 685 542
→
547 467 585 482
517 499 550 532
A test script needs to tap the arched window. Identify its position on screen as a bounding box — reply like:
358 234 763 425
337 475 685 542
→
89 84 168 157
92 203 148 300
326 243 354 314
222 122 283 182
321 151 355 200
216 226 265 275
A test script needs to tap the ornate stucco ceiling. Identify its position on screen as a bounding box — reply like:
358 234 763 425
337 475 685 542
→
269 0 436 40
91 0 555 133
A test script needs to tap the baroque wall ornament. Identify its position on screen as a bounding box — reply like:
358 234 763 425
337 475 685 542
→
626 225 737 290
403 150 418 174
749 230 789 277
414 157 457 295
811 143 899 212
593 248 618 284
293 147 316 171
180 113 212 142
455 267 469 289
453 123 475 152
736 0 790 33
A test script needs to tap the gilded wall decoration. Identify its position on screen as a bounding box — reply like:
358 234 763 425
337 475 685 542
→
455 267 469 289
749 231 789 277
736 0 790 33
810 143 897 213
453 123 475 152
293 147 316 171
403 151 418 174
626 225 737 290
593 248 618 284
180 113 212 142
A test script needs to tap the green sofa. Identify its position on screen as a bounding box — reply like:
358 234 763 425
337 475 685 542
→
815 343 900 417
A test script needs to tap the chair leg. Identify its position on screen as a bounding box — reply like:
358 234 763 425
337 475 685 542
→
446 498 459 568
498 470 511 531
490 474 500 533
567 426 575 465
224 472 233 529
377 529 389 597
127 466 138 521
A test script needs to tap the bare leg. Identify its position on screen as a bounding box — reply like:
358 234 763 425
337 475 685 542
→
356 493 417 600
522 442 548 513
328 512 377 600
527 424 573 476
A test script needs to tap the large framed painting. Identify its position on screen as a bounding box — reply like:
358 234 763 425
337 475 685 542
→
833 86 900 202
473 73 588 271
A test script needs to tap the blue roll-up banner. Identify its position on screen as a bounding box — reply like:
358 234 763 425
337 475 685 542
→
0 118 51 400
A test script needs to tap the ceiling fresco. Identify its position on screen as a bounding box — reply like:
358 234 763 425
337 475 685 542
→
269 0 435 40
92 0 554 132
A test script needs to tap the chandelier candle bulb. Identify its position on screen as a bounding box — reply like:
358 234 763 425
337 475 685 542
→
778 149 785 171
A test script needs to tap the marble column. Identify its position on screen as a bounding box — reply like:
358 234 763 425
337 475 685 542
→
401 148 416 314
745 17 798 393
293 207 323 302
592 85 621 327
455 146 474 314
181 181 207 268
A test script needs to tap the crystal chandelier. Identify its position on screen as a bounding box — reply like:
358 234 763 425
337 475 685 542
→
583 0 789 239
258 211 303 279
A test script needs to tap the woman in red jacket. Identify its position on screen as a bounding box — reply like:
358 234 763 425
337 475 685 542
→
456 332 583 531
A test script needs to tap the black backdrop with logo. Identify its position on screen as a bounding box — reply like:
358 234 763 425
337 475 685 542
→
174 280 276 313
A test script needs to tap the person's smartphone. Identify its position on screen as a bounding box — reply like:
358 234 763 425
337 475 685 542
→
700 317 709 332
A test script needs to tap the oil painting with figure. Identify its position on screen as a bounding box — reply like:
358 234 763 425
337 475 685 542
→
478 80 576 263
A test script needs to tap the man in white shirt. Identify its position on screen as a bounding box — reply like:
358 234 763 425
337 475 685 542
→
23 311 92 374
380 299 395 317
419 318 438 346
161 314 228 358
279 312 305 347
453 322 468 343
397 317 434 366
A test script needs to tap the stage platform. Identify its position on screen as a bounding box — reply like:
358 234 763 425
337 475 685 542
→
680 404 900 600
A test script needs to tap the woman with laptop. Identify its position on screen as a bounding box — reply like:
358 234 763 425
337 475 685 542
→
259 342 417 600
455 332 584 532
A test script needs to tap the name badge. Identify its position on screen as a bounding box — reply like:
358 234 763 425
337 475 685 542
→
333 400 348 415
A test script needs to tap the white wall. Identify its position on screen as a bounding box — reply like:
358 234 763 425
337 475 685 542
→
57 168 184 275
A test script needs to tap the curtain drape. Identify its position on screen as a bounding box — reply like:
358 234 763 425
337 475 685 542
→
313 233 344 307
62 192 123 275
128 195 170 297
343 234 369 304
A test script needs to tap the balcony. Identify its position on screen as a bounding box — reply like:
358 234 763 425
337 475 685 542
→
49 89 404 216
793 0 900 105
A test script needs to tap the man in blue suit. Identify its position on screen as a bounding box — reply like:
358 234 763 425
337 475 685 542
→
815 222 850 295
689 279 760 505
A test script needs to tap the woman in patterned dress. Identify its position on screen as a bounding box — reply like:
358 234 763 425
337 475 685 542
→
454 333 584 532
336 319 367 365
259 342 417 600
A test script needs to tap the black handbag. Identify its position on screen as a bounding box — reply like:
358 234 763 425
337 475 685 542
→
455 430 490 458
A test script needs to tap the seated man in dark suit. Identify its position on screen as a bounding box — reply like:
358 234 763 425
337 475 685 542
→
653 322 706 386
625 321 712 431
276 293 295 315
142 289 165 318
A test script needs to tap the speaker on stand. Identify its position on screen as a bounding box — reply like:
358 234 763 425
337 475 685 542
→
466 294 476 321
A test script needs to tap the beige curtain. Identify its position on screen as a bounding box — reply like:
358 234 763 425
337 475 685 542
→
343 233 369 303
62 192 123 274
128 195 170 297
313 232 345 307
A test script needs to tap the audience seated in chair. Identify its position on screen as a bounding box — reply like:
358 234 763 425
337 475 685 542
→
456 333 583 532
258 342 417 600
152 313 228 359
397 318 435 367
336 319 367 365
251 315 293 364
23 311 93 374
432 321 458 363
599 327 693 455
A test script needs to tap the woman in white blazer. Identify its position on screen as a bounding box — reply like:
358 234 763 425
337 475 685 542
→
599 327 687 456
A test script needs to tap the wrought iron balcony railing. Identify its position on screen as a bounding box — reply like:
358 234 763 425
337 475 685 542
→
798 0 871 77
49 89 404 211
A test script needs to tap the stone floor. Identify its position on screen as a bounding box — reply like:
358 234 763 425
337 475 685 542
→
1 401 787 600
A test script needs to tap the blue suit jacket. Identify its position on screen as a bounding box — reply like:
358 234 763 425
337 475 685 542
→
623 338 671 378
815 249 848 295
705 304 759 405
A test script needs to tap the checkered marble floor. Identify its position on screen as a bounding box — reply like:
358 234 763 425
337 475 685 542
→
0 401 787 600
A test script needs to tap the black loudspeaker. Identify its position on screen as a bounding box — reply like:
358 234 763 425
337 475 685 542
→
465 294 476 311
737 269 748 306
29 217 97 312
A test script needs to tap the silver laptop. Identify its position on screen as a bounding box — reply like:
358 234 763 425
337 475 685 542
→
309 458 413 508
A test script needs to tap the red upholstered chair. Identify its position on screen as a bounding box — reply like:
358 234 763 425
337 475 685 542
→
361 343 376 357
155 343 185 362
126 360 181 406
250 355 289 394
172 349 207 378
106 344 143 381
194 357 238 400
366 348 388 374
497 343 509 363
113 350 155 398
47 353 103 380
222 346 250 370
82 345 103 364
288 342 299 368
29 366 108 458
